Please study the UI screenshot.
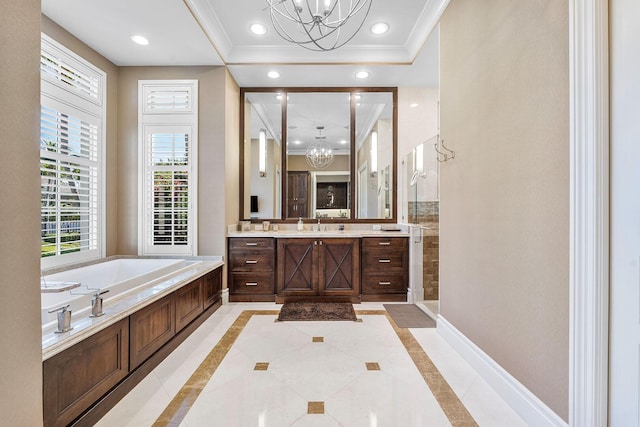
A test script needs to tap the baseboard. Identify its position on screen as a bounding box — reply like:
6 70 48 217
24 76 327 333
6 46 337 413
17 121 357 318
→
437 315 568 427
221 288 229 304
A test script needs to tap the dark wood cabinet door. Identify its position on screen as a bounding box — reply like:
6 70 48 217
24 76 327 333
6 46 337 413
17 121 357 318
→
318 238 360 296
287 171 309 218
43 318 129 427
129 294 176 370
203 267 222 308
277 238 317 296
175 278 203 332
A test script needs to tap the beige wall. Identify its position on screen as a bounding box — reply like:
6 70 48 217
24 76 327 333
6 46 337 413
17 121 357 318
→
0 1 44 424
116 66 232 257
42 16 120 257
440 0 569 420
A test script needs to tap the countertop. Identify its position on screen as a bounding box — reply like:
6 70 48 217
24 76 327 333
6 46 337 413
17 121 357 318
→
227 229 411 238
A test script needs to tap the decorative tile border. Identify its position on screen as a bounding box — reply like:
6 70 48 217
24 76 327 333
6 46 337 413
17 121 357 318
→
152 309 477 427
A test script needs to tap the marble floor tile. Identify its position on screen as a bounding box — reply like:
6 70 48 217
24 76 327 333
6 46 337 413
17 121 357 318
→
97 303 527 427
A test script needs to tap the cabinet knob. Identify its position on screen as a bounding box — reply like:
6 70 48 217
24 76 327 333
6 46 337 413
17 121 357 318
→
378 281 392 286
245 260 258 264
245 282 258 286
378 259 391 263
245 242 258 246
378 242 391 246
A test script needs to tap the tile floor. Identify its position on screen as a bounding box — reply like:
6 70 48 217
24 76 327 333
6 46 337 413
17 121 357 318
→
95 303 527 427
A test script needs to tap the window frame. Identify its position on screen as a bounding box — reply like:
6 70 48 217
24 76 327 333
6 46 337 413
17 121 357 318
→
137 80 199 256
40 34 106 270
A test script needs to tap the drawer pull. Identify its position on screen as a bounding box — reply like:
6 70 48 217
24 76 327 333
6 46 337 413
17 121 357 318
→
245 260 258 264
378 281 392 286
378 242 391 246
245 242 258 246
245 282 258 286
378 259 391 263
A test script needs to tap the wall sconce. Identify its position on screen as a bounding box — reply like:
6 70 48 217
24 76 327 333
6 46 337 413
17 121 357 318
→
370 130 378 176
416 142 424 172
259 128 266 177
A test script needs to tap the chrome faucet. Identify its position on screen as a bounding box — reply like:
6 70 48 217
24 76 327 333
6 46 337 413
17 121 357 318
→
90 290 109 317
48 304 72 333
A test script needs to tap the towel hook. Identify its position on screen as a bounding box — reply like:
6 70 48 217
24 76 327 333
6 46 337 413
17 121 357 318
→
434 138 455 162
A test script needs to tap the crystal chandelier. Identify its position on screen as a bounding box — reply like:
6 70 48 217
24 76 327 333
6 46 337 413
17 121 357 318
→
305 126 334 169
264 0 373 51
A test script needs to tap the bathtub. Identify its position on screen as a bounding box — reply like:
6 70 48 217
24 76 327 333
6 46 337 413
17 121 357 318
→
41 258 193 328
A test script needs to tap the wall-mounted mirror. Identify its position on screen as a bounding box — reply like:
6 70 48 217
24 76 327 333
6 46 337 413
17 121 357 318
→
241 88 396 222
355 92 394 219
242 92 282 219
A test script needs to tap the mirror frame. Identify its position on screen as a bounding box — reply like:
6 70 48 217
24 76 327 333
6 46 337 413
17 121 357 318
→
240 87 398 223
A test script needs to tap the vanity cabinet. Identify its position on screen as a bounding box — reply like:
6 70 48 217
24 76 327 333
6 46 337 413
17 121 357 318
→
361 237 409 301
228 237 276 301
276 238 360 302
43 318 129 427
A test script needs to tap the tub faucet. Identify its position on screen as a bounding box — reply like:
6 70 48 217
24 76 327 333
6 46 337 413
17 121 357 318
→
90 290 109 317
48 305 72 333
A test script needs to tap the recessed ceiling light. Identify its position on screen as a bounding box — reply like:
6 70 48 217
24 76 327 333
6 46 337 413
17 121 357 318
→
131 35 149 46
355 71 370 79
268 71 280 79
250 24 267 35
371 22 389 34
340 140 347 145
410 103 419 108
294 140 301 145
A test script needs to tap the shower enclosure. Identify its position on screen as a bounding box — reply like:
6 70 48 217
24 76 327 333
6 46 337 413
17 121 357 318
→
402 135 440 317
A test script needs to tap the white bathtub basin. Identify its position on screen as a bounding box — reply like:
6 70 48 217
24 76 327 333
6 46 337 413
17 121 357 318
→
41 258 189 328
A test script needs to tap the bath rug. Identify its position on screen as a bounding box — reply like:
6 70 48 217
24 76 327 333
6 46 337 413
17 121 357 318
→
277 301 357 321
383 304 436 328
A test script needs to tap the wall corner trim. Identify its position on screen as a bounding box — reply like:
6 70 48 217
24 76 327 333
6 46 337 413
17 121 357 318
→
437 316 569 427
568 0 610 426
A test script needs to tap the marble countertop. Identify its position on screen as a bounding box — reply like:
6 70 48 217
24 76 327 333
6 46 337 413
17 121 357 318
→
228 229 411 238
42 257 223 361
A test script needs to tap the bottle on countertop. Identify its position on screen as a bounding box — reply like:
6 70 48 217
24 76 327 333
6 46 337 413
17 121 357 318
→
297 217 304 231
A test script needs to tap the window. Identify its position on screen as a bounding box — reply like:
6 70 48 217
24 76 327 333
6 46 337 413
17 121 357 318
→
138 81 198 255
40 34 105 268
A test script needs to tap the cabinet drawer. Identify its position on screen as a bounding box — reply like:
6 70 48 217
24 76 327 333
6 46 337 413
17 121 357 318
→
362 273 407 293
362 237 408 250
362 251 407 270
230 273 275 295
229 251 274 271
229 237 274 251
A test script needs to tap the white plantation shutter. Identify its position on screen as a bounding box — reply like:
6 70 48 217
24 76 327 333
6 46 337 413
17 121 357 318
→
41 34 103 105
40 35 105 268
143 85 193 114
139 81 198 255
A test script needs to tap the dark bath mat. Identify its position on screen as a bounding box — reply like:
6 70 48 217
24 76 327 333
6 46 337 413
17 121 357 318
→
383 304 436 328
277 302 357 321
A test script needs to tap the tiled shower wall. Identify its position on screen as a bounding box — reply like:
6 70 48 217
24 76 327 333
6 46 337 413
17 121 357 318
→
408 201 439 301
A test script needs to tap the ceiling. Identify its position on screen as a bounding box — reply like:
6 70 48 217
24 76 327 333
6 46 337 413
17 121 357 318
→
41 0 444 88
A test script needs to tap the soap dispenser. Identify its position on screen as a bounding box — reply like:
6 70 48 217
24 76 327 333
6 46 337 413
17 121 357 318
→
297 217 304 231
